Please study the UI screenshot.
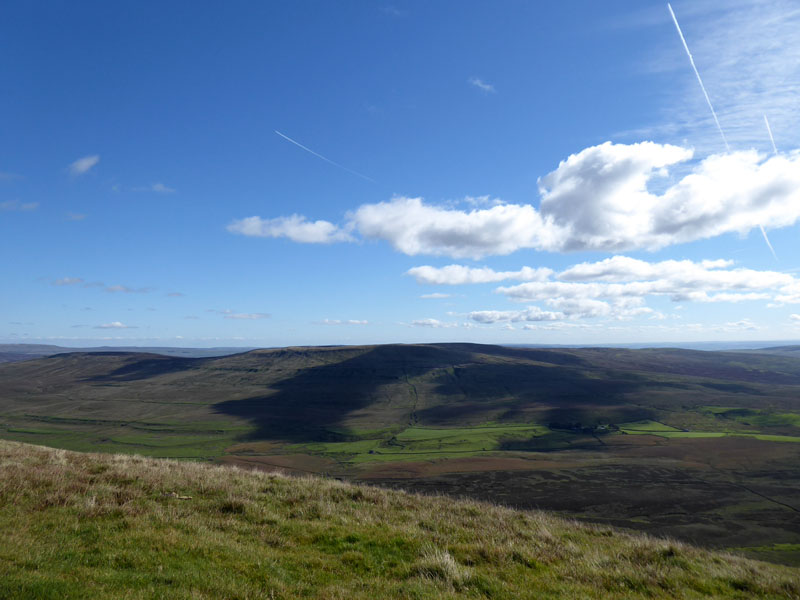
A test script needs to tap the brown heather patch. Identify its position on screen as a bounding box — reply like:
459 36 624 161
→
0 439 798 599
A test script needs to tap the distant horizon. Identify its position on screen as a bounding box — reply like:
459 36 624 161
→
4 338 800 352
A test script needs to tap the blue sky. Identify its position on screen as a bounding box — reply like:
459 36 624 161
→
3 0 800 348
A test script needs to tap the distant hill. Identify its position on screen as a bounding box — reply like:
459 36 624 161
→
0 343 255 364
0 439 796 599
741 345 800 358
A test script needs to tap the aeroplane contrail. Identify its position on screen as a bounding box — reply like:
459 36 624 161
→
759 115 778 260
274 130 375 183
759 225 778 261
759 115 779 261
763 114 778 155
667 3 730 152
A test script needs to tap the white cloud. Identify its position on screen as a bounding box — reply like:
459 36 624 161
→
469 306 564 324
227 215 353 244
408 264 553 285
238 142 800 259
790 314 800 323
320 319 368 325
224 313 270 320
411 318 459 328
66 212 86 221
723 319 759 332
537 143 800 252
134 183 176 193
557 256 791 290
54 277 83 286
94 321 135 329
105 284 151 294
420 293 451 299
0 200 38 211
468 77 496 93
500 261 793 305
69 155 99 176
151 183 175 193
352 197 550 259
467 256 800 326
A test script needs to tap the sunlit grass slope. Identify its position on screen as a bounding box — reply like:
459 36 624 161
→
0 441 797 599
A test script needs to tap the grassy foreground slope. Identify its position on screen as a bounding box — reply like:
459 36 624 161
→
0 440 797 600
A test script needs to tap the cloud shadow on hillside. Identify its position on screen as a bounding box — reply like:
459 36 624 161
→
212 344 661 444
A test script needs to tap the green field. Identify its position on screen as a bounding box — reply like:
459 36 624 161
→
702 406 800 428
286 424 551 463
618 419 800 442
0 416 253 459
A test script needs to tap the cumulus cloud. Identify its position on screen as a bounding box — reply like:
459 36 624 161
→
790 314 800 323
352 197 550 258
69 155 100 176
94 321 135 329
233 142 800 258
420 293 451 299
500 256 795 307
557 256 791 290
411 318 459 328
407 264 553 285
465 256 800 326
536 143 800 252
469 307 564 324
227 215 353 244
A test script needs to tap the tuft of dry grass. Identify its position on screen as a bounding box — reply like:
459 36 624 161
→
0 439 797 599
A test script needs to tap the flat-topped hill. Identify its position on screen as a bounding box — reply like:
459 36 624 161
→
1 439 797 599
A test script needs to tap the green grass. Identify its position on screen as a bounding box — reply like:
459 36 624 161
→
0 416 254 459
729 544 800 568
285 424 550 464
701 407 800 429
1 440 797 599
618 420 800 443
618 420 682 433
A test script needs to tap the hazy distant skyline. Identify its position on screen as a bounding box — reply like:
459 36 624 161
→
3 0 800 347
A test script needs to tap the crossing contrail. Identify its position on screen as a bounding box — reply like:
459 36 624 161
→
667 3 730 152
763 114 778 155
759 115 779 261
759 225 778 261
274 130 375 183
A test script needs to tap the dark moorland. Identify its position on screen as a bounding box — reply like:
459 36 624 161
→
1 343 799 565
